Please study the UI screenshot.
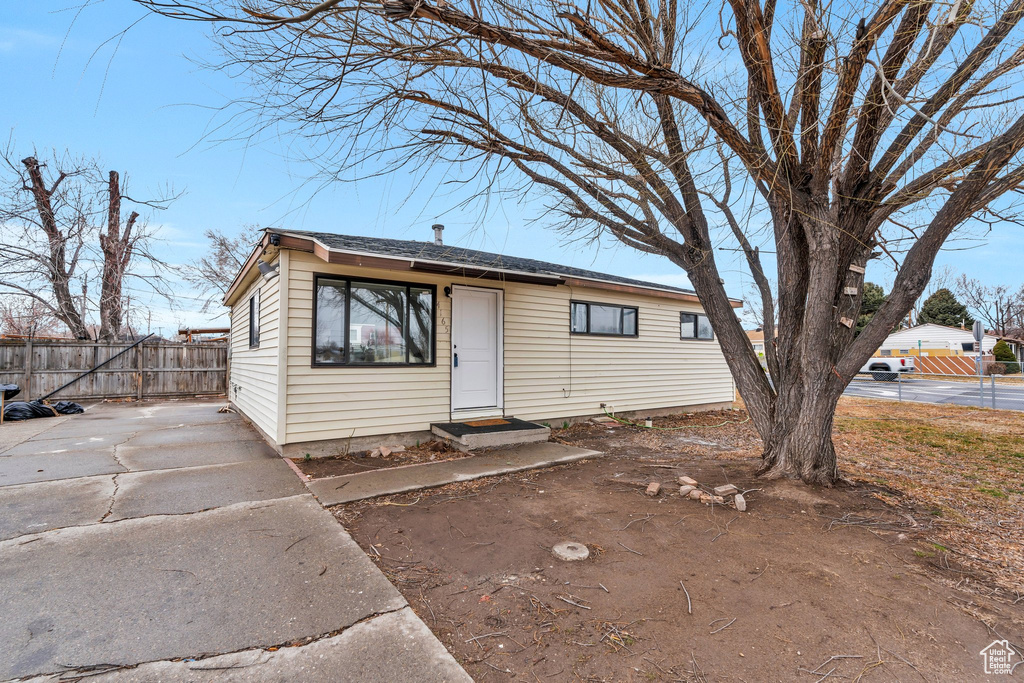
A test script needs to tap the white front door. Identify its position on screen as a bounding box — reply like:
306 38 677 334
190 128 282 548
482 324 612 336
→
451 287 501 411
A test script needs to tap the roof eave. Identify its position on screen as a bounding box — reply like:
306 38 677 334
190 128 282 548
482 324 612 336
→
223 231 273 307
265 229 743 307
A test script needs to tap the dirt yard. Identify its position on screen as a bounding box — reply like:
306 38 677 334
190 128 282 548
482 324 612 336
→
295 439 467 478
334 398 1024 681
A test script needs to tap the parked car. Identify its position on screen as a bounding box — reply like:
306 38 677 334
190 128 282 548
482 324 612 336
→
861 356 915 381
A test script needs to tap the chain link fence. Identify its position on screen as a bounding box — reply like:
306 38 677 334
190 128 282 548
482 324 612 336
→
846 365 1024 411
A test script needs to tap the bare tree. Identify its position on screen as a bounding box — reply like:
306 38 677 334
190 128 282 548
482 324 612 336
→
1007 284 1024 333
1 144 176 340
137 0 1024 485
98 171 141 341
956 274 1014 335
178 225 262 311
0 299 66 338
1 152 94 337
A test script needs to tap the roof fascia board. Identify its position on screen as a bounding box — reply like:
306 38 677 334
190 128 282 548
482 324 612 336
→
409 260 563 286
271 229 742 307
223 232 272 306
563 277 743 307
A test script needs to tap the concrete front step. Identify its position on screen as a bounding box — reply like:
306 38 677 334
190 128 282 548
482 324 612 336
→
430 416 550 451
306 442 602 506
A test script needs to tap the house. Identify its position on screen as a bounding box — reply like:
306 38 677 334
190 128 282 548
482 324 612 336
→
874 322 998 357
997 332 1024 363
873 322 1000 375
224 228 739 456
746 328 765 355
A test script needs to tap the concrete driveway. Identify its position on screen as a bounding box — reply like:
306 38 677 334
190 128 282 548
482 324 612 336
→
0 401 469 682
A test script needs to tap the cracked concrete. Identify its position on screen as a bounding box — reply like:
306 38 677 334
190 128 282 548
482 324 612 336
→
98 472 120 522
105 459 307 521
30 607 471 683
0 400 468 682
0 475 115 541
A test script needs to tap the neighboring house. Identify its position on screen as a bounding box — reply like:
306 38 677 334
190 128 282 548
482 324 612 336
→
874 322 999 357
997 333 1024 363
873 322 1001 375
747 328 765 355
224 228 740 455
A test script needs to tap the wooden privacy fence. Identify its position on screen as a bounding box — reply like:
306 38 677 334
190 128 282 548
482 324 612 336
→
0 339 227 401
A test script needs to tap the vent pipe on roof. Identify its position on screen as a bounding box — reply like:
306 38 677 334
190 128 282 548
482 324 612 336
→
432 223 444 246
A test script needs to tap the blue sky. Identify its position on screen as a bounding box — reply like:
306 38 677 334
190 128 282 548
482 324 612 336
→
2 2 1019 334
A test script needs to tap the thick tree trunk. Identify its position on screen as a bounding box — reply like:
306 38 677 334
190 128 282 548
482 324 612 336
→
757 386 842 485
20 157 89 339
99 171 138 342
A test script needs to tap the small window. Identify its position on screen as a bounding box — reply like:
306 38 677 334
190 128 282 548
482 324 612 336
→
248 290 260 348
962 342 975 352
681 313 714 340
570 301 638 336
313 276 435 366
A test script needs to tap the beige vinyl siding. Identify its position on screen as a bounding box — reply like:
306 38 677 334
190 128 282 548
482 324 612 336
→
503 283 733 420
283 252 452 443
228 267 280 440
278 250 733 445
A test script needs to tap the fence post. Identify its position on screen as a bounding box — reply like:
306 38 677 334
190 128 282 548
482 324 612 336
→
137 341 144 401
23 339 33 401
991 375 996 410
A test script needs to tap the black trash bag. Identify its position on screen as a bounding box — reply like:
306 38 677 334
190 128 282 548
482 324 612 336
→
2 399 85 421
1 384 20 401
51 401 85 415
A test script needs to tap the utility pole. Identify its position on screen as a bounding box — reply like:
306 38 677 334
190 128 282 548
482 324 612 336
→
80 282 88 338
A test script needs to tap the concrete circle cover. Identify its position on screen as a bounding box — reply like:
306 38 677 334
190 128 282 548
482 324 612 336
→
552 541 590 561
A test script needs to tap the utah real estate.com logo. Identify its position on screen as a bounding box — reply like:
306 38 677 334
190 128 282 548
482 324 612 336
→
980 639 1019 675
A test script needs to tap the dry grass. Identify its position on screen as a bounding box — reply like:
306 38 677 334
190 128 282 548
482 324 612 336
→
833 398 1024 595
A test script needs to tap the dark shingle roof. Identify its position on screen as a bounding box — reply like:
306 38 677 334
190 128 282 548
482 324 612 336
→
278 230 698 295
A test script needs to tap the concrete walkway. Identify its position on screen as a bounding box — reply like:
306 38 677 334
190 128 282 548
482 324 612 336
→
307 441 602 506
0 401 469 682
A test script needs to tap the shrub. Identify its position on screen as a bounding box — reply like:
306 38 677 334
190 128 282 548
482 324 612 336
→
987 362 1007 376
992 340 1021 374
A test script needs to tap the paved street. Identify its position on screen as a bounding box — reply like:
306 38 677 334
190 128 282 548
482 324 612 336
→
844 375 1024 411
0 401 469 682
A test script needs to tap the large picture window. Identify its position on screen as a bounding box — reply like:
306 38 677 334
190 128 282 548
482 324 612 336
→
570 301 638 337
681 312 714 340
313 276 435 366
